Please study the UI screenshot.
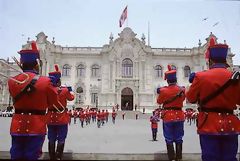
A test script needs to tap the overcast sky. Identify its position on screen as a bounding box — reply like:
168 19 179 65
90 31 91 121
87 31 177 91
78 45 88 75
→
0 0 239 65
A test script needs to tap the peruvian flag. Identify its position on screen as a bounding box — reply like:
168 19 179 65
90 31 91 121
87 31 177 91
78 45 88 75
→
119 6 128 27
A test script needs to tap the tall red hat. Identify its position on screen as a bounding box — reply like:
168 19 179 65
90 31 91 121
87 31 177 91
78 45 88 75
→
19 41 40 64
164 65 177 81
48 64 61 80
205 37 228 61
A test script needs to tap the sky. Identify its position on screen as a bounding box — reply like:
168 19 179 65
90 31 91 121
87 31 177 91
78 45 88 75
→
0 0 240 65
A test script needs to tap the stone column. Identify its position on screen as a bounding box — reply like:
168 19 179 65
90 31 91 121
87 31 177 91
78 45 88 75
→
142 60 145 90
116 60 120 78
85 64 91 105
110 61 113 90
134 61 137 78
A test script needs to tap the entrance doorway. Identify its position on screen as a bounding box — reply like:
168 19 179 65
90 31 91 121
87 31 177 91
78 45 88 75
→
121 87 133 111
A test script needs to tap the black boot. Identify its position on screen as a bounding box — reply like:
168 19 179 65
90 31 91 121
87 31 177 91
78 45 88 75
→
176 143 182 161
166 143 175 161
152 132 155 141
48 142 56 160
153 132 157 141
56 142 65 160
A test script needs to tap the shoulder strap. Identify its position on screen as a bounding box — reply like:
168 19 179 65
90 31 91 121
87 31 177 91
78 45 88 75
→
163 87 184 107
13 74 40 104
199 71 240 107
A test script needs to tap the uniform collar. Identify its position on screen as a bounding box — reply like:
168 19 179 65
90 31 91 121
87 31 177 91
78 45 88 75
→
210 63 227 69
168 83 177 86
23 70 39 74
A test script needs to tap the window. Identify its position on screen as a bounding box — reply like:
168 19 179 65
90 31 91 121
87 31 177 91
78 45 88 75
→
184 66 191 77
91 93 98 104
91 64 100 77
77 64 85 77
122 58 133 78
155 65 162 77
62 64 71 76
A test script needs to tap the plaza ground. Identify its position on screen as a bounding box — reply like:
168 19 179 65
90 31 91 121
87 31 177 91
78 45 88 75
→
0 111 239 160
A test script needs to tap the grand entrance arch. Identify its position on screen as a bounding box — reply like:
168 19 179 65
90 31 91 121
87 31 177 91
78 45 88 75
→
121 87 133 111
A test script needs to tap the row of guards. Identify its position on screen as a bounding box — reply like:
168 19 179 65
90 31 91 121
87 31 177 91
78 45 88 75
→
150 37 240 161
69 108 117 127
0 36 239 161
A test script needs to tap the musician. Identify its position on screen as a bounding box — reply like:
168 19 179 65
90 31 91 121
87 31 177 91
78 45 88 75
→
157 65 185 161
186 38 240 161
7 41 59 160
150 111 160 141
47 65 75 160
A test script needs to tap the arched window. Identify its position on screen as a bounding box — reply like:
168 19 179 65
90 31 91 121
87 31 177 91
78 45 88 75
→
91 64 100 77
122 58 133 78
184 66 191 77
155 65 162 78
77 64 85 77
62 64 71 76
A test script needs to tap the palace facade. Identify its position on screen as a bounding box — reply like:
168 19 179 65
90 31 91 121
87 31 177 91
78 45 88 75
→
0 27 235 110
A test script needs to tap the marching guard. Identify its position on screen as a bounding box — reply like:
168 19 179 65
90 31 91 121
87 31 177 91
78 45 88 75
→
150 111 160 141
47 65 75 160
7 41 59 160
186 38 240 161
112 109 117 124
157 65 185 161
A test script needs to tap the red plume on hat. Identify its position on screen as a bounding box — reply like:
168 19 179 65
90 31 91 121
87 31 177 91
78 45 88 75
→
167 65 172 71
31 41 38 51
54 64 59 72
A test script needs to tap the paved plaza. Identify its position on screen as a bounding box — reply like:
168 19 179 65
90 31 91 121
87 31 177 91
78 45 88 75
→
0 112 239 160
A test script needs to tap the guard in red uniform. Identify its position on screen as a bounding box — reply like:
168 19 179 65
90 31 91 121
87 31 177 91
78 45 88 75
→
112 109 117 124
186 38 240 161
7 41 59 160
105 110 109 123
157 65 185 161
73 109 78 124
97 110 102 128
47 65 75 160
150 111 160 141
79 110 85 128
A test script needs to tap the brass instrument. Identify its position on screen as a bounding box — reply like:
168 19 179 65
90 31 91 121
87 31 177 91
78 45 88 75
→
0 59 29 84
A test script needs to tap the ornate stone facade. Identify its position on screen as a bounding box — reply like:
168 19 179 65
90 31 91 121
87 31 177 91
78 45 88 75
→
0 27 235 110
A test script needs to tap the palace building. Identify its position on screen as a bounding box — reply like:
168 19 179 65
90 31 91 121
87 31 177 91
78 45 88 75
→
0 27 235 110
